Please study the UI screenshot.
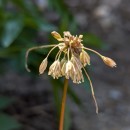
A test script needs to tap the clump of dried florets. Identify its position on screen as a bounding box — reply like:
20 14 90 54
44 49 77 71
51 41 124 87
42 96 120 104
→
25 31 116 113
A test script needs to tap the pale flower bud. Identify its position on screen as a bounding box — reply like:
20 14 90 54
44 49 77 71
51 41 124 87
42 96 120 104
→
39 58 48 74
51 31 63 41
80 50 90 66
102 56 116 68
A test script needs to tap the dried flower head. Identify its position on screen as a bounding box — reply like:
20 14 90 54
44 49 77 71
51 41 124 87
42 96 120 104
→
25 31 117 114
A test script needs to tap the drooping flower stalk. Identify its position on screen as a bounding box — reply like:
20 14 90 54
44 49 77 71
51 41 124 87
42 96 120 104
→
83 67 98 114
25 44 57 72
59 79 68 130
83 47 116 68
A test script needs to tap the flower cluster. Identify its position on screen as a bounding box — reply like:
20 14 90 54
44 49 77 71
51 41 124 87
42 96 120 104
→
38 31 116 82
25 31 116 113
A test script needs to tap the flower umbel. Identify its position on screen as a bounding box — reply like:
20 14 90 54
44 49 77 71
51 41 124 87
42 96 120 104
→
25 31 116 109
25 31 117 130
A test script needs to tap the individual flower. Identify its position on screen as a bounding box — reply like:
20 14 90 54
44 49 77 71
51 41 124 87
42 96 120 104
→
48 60 62 79
71 55 84 83
25 31 117 114
39 58 48 74
80 50 90 66
51 31 63 41
101 56 117 67
65 60 75 79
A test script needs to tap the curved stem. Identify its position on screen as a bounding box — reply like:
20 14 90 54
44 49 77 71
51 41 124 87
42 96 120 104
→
25 44 56 72
83 67 98 114
83 47 103 57
58 51 62 60
46 45 59 58
55 50 62 60
59 79 68 130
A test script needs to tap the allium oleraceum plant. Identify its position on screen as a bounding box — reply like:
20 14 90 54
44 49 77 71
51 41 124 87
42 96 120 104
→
25 31 116 130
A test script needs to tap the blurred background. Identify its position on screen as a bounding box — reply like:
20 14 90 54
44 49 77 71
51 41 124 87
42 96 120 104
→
0 0 130 130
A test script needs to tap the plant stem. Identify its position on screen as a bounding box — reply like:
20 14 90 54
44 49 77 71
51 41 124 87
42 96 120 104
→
59 78 68 130
25 44 56 72
83 47 103 57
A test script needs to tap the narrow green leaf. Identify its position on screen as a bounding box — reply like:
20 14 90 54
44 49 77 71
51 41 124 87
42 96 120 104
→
0 113 21 130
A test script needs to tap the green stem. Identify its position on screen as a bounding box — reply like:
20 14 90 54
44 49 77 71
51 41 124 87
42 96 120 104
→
59 79 68 130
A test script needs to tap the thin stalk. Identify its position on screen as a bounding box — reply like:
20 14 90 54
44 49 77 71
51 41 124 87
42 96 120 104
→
55 50 62 60
83 67 98 114
25 44 56 72
46 45 59 58
83 47 103 57
67 48 70 61
59 79 69 130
